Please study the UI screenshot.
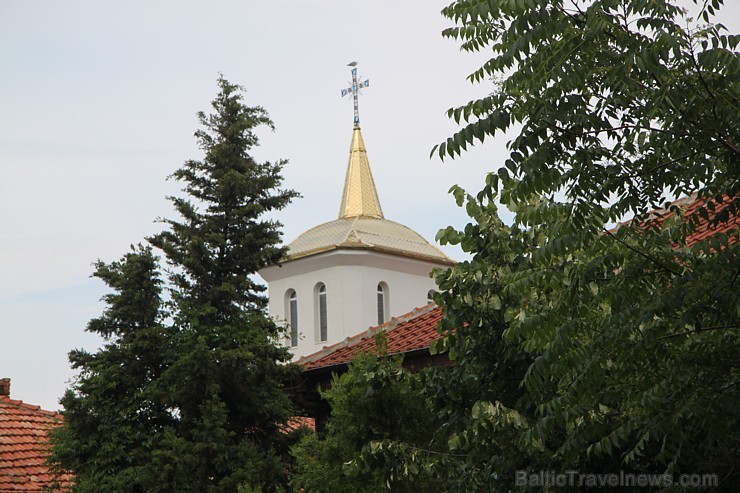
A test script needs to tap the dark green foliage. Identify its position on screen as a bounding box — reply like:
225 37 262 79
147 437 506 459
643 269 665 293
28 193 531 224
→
290 346 440 492
427 192 739 490
434 0 738 225
50 245 173 493
51 77 299 492
351 0 738 490
152 77 295 315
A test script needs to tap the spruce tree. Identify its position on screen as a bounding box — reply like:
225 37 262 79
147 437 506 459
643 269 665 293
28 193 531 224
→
51 77 299 492
51 246 172 493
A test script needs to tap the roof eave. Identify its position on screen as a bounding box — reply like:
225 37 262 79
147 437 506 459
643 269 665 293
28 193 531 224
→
285 244 455 266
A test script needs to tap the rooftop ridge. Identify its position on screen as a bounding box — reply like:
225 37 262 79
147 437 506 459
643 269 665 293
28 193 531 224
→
611 193 737 235
0 396 62 418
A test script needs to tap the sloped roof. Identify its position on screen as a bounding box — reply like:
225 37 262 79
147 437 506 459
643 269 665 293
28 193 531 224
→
0 397 72 492
614 194 738 246
297 304 444 371
287 216 454 265
678 195 738 246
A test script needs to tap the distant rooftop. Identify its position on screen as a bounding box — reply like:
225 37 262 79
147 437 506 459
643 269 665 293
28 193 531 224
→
0 378 72 492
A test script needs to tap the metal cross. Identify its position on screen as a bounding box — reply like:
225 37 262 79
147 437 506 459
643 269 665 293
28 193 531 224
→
341 62 369 127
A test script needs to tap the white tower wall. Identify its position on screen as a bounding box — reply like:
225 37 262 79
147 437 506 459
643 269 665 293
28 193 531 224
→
259 249 445 359
258 124 454 360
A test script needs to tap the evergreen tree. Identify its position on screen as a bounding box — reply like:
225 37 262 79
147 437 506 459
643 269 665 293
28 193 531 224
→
51 76 299 492
51 245 172 493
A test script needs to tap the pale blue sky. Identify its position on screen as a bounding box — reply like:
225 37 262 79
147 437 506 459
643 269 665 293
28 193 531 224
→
1 1 738 410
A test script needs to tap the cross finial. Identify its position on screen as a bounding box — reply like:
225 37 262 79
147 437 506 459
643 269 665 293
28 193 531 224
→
341 62 369 127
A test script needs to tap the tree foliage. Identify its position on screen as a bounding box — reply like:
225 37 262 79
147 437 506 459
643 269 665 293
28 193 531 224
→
348 0 738 490
51 77 300 492
50 246 173 493
290 346 440 493
434 0 738 222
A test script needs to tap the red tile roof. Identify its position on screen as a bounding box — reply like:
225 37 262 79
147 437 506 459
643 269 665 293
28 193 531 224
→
297 303 444 371
279 416 316 433
679 195 738 246
614 194 738 246
0 396 72 492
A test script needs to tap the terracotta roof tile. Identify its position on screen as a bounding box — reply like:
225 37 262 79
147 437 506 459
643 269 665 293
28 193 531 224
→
297 304 444 371
680 195 738 246
613 194 738 246
279 416 316 433
0 396 72 492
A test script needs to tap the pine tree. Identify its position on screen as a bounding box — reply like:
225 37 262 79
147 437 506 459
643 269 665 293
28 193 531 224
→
51 245 173 492
51 77 300 492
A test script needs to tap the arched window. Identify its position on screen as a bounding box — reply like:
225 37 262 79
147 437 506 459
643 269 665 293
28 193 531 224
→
377 282 389 325
316 283 328 342
285 289 298 347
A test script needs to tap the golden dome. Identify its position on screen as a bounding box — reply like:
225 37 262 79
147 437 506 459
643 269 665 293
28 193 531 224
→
287 125 453 265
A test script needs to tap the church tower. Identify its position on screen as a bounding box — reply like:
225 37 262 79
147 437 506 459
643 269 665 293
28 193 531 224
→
259 66 454 359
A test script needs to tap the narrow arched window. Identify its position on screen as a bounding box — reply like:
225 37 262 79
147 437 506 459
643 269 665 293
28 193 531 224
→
317 283 328 342
377 282 388 325
427 290 437 304
286 289 298 347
